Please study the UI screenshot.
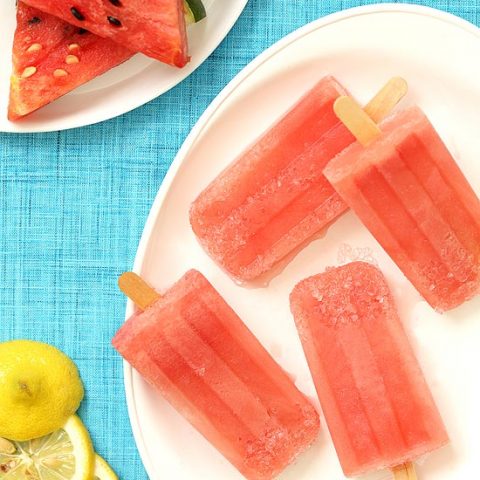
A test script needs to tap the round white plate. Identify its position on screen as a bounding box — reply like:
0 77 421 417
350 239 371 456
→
0 0 248 133
123 4 480 480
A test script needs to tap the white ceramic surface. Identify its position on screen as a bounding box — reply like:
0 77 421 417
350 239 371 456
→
0 0 248 133
123 4 480 479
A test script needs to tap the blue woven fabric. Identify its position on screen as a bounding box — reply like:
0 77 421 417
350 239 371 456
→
0 1 478 478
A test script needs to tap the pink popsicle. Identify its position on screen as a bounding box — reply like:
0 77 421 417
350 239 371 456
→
324 106 480 311
190 76 354 282
113 270 320 480
290 262 449 477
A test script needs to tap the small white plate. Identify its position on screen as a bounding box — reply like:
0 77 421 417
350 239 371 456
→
123 4 480 480
0 0 248 133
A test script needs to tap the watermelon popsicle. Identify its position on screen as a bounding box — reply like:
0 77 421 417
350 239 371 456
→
324 97 480 311
190 76 407 283
290 262 449 478
113 271 320 480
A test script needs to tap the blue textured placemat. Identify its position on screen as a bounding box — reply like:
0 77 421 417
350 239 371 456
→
0 1 478 478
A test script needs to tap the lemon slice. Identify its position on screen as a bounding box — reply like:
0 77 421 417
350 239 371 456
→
94 454 118 480
0 415 94 480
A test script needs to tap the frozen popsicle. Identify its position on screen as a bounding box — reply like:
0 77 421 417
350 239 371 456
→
324 98 480 311
290 262 449 478
113 270 320 480
190 77 408 283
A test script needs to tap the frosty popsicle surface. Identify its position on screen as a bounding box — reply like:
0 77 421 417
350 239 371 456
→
290 262 449 477
190 76 354 282
190 76 407 283
113 270 320 480
325 102 480 311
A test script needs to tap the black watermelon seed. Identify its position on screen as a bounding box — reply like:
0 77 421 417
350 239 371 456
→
107 16 122 27
109 0 122 6
28 16 41 24
78 27 88 35
70 7 85 21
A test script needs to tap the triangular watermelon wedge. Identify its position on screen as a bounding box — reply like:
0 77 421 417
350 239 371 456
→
20 0 189 67
9 3 134 121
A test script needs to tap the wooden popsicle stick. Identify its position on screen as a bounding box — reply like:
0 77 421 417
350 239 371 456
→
335 96 381 146
392 462 417 479
364 77 408 123
118 272 160 310
335 77 409 147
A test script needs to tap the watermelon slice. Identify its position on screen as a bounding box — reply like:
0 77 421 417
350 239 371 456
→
21 0 189 67
9 3 134 121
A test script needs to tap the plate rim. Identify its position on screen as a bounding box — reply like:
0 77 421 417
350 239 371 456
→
121 4 480 478
0 0 249 134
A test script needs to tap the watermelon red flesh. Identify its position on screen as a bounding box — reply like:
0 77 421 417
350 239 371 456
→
9 3 134 120
20 0 189 67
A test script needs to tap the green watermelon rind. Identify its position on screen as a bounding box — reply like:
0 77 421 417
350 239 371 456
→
184 0 206 23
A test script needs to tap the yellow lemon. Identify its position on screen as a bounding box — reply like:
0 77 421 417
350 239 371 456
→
0 340 84 441
94 454 118 480
0 415 94 479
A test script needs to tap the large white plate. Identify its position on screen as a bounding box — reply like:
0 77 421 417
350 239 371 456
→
123 4 480 480
0 0 248 133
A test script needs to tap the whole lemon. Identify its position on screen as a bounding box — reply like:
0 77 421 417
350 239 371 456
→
0 339 84 441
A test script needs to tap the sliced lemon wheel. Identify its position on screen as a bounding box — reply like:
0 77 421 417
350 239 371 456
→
94 454 118 480
0 415 94 480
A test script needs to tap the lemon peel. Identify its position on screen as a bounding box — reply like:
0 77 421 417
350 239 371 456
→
0 340 84 441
